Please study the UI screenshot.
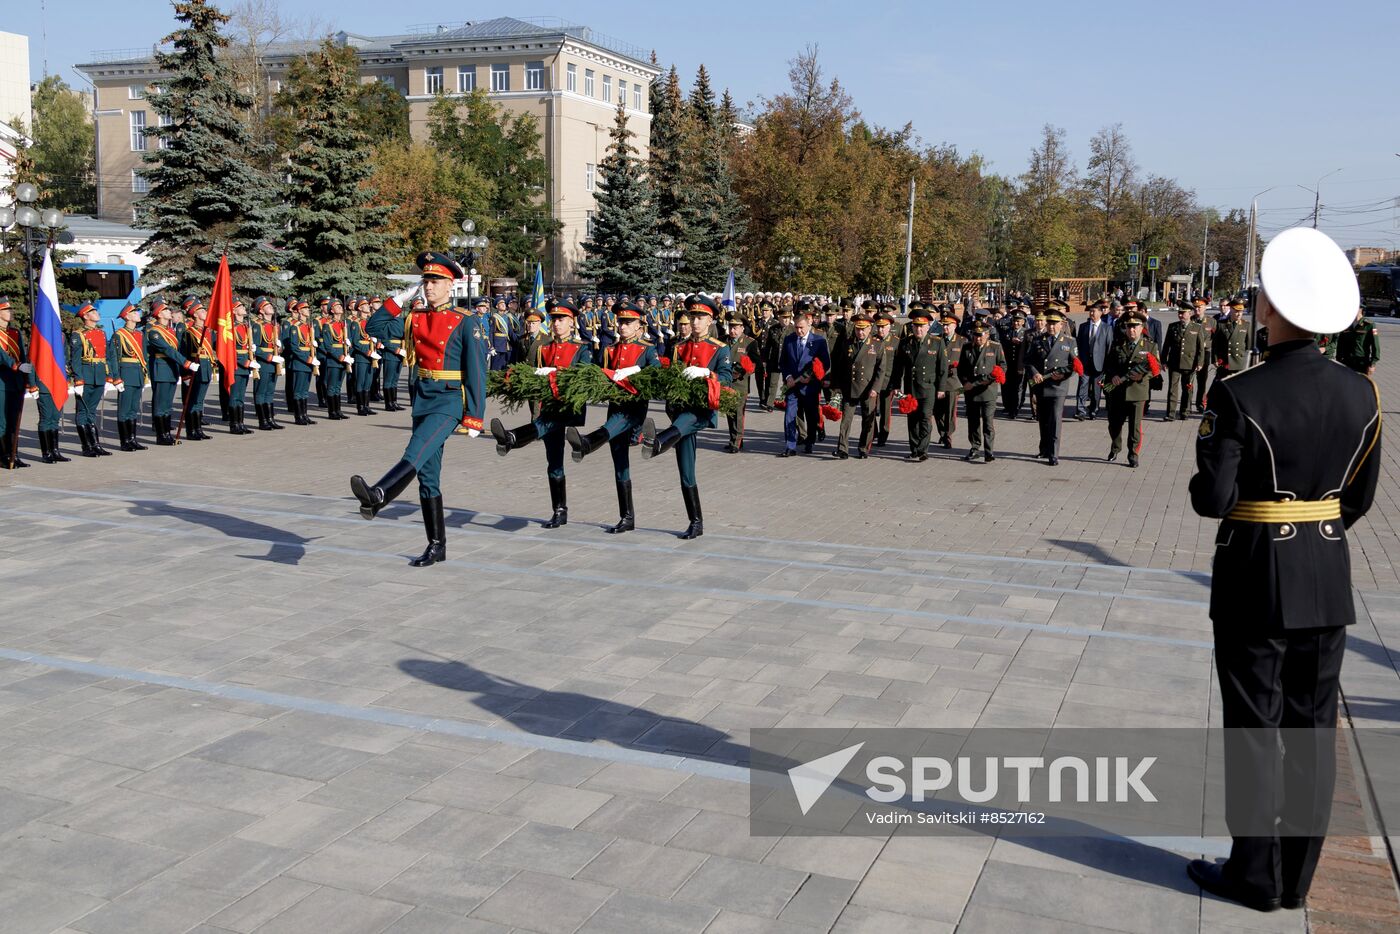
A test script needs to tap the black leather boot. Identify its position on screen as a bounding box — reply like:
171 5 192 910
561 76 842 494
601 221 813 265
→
254 404 270 430
567 426 610 463
191 411 210 440
116 420 132 452
386 387 401 411
77 424 99 457
0 434 28 468
358 391 374 416
605 480 634 534
679 484 703 540
155 414 175 446
640 418 680 459
268 403 285 429
350 459 417 520
491 418 537 456
126 419 146 450
92 424 113 455
44 429 71 463
409 496 447 567
542 476 568 528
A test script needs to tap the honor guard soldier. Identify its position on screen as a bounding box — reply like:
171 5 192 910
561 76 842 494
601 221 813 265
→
318 300 352 420
640 294 732 539
957 320 1006 462
1186 228 1382 913
1334 305 1380 375
487 298 513 371
720 313 758 452
0 297 31 468
832 310 884 458
566 301 661 532
1102 311 1159 467
1161 302 1207 420
68 302 115 457
889 307 946 462
223 299 257 434
250 298 285 430
375 295 407 411
933 310 964 449
351 252 487 566
1024 308 1079 465
348 304 380 416
873 309 900 445
108 304 149 451
490 299 593 529
145 298 195 446
178 300 217 440
285 301 320 425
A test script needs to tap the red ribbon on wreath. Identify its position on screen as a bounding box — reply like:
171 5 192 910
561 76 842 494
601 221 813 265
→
601 368 639 395
897 395 919 415
548 370 561 399
705 375 721 410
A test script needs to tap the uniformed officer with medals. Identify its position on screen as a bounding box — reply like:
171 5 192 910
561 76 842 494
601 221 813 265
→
1024 308 1080 465
1102 311 1159 467
832 311 883 458
250 298 285 430
68 303 114 457
351 252 488 567
721 313 758 453
957 320 1006 462
1187 228 1382 912
889 307 946 462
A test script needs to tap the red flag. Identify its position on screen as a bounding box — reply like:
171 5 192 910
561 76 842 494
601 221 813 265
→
206 254 237 394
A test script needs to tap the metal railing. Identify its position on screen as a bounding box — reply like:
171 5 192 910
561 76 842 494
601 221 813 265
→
404 17 650 64
85 46 170 64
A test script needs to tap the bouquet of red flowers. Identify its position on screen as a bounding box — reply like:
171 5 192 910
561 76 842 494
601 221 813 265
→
820 404 842 422
992 365 1006 385
739 355 756 374
897 395 919 415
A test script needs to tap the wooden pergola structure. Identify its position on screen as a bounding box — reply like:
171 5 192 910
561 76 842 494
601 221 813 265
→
1032 277 1109 310
917 278 1006 304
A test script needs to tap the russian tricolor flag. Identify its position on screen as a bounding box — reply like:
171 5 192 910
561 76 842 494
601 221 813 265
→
30 249 68 410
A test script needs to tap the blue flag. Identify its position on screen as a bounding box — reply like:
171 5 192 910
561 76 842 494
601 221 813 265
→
531 264 546 313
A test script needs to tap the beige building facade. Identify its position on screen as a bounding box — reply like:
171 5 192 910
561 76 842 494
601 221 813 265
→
76 17 657 286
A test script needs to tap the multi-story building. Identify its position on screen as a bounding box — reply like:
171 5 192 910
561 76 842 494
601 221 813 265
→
0 31 32 206
75 16 658 286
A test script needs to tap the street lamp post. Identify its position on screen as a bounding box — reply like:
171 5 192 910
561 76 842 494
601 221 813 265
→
447 219 489 300
1298 169 1343 229
778 252 802 288
0 183 66 314
655 236 682 291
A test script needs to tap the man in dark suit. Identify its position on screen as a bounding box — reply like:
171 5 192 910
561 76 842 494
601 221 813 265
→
1187 228 1382 913
1075 298 1113 420
777 301 831 456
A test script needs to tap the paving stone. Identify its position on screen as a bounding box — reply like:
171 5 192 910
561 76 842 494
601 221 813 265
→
0 876 106 934
68 879 235 934
234 800 366 851
0 824 182 899
480 821 612 876
469 871 614 933
205 877 320 934
393 806 523 859
191 730 374 781
576 793 699 845
118 757 321 816
285 838 423 892
154 838 306 899
254 887 412 934
575 838 708 897
577 892 718 934
375 853 516 917
44 788 255 855
492 780 612 829
673 855 807 917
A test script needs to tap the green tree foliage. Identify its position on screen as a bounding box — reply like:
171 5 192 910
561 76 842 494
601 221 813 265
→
136 0 288 297
1009 124 1078 282
366 141 494 270
671 65 746 292
26 77 96 214
353 80 410 144
579 102 660 293
276 40 393 296
648 66 686 246
427 90 560 277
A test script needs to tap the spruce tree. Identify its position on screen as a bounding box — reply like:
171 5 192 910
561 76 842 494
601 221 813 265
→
578 102 660 293
648 66 686 247
673 65 746 292
278 40 393 296
136 0 287 296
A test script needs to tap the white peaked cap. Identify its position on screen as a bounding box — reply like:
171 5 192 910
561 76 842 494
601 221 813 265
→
1259 227 1359 334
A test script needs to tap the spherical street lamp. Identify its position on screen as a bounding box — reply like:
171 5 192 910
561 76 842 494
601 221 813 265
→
0 184 65 315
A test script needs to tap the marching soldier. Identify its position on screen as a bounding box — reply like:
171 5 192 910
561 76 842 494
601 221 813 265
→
108 304 149 451
933 310 964 449
284 301 320 425
250 298 285 430
832 311 883 459
752 299 776 409
566 301 661 532
1192 298 1217 411
351 253 488 566
348 304 380 416
722 313 758 452
491 299 593 529
1024 308 1079 466
640 294 732 539
1103 311 1159 468
873 310 900 446
223 299 257 434
763 305 792 411
1212 298 1251 391
0 296 31 468
145 298 195 446
318 300 352 420
178 300 217 441
1186 228 1381 913
957 320 1006 462
1334 305 1380 375
890 307 946 462
1161 302 1207 420
67 302 114 457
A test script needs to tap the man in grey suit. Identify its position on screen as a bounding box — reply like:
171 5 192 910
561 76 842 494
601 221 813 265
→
1075 298 1113 420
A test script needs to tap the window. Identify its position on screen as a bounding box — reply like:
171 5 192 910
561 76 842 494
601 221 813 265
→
585 163 595 192
378 74 396 90
525 61 544 91
425 67 443 94
129 110 147 151
491 63 509 92
457 66 475 92
634 83 643 111
131 170 149 194
586 210 596 239
602 75 611 103
566 62 577 92
584 68 594 97
158 114 173 150
132 208 139 224
128 84 145 100
618 80 627 106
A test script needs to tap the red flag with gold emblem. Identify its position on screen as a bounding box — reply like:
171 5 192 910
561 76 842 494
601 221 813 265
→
207 254 237 393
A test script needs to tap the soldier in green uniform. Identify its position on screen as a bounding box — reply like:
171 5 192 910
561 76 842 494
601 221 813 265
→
1210 298 1251 394
763 305 792 412
1024 309 1079 465
223 299 256 435
0 297 31 468
250 298 284 430
178 300 217 440
721 313 758 452
145 298 194 446
957 320 1006 462
1334 305 1380 375
1192 299 1217 411
67 302 114 457
375 296 406 411
317 300 352 420
873 310 900 446
890 308 946 462
566 301 661 533
832 311 883 459
1161 302 1207 420
349 302 380 415
107 304 149 451
1103 311 1159 468
933 310 964 449
351 253 487 567
491 300 593 529
284 301 320 425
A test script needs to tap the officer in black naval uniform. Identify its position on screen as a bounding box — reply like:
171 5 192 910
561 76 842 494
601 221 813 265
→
1187 228 1382 913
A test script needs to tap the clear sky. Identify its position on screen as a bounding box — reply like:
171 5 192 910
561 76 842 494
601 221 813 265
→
8 0 1399 248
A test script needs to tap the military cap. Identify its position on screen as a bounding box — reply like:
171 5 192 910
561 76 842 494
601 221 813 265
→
908 308 933 324
724 312 746 327
254 296 274 311
548 298 579 318
0 296 9 310
416 251 464 279
792 298 813 314
1228 297 1246 309
907 301 925 313
676 311 692 324
1192 295 1209 305
776 305 794 318
1176 299 1194 311
840 297 855 309
759 300 775 311
970 321 991 335
116 303 141 319
615 301 646 321
940 310 959 324
1122 298 1139 308
851 311 872 327
523 308 544 323
1043 310 1064 323
1090 297 1109 309
1011 309 1026 320
75 301 97 317
685 294 720 316
232 297 246 309
876 311 896 325
472 295 490 308
181 296 201 312
1120 311 1147 326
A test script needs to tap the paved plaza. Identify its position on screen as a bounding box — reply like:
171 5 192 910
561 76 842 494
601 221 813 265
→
0 338 1397 933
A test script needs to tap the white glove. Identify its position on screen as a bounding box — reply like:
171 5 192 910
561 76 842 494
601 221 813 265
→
73 384 84 396
370 352 381 360
188 362 200 373
250 361 261 371
664 329 674 337
103 382 117 396
534 366 556 376
396 347 407 358
591 337 600 346
24 390 37 400
613 366 642 380
467 428 481 438
682 366 710 380
18 362 31 373
391 283 420 310
115 380 127 393
271 354 284 364
309 357 319 366
342 355 353 364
